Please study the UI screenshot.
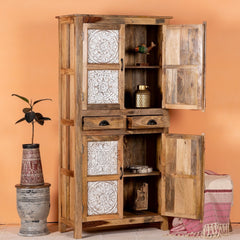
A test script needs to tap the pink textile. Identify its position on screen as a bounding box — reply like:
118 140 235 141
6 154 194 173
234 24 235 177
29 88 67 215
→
170 171 233 238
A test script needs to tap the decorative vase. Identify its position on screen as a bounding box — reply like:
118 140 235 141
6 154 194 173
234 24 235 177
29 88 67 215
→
15 183 51 236
135 85 151 108
21 144 44 186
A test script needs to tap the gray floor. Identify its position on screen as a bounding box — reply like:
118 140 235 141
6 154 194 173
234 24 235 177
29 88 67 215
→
1 224 240 240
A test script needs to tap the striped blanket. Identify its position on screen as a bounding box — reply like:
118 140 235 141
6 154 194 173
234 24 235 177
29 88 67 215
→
170 170 233 238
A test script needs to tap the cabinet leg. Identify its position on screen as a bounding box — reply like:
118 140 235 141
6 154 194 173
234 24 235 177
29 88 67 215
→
74 225 82 239
160 217 169 231
59 222 67 233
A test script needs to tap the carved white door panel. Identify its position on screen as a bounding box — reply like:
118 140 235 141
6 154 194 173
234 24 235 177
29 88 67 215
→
82 24 125 110
82 135 123 221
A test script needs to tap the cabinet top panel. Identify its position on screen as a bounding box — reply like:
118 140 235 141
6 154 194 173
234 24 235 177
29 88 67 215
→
56 14 173 25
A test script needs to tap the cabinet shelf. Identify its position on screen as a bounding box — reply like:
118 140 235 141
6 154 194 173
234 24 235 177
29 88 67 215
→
125 65 161 69
124 210 161 219
123 171 160 178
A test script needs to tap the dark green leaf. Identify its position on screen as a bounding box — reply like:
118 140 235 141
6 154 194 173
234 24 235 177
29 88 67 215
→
33 98 52 106
41 117 51 121
23 108 31 113
15 117 26 124
35 113 51 125
35 113 43 119
12 94 29 104
36 119 44 125
35 113 44 125
25 112 35 123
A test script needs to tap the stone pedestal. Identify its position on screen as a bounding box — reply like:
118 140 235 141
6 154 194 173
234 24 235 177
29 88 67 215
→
15 183 51 236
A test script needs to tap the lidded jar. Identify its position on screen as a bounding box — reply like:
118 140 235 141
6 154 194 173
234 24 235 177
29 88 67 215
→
135 85 150 108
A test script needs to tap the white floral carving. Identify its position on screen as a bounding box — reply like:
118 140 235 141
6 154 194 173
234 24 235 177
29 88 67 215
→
88 141 118 176
88 181 118 215
88 29 119 64
88 70 119 104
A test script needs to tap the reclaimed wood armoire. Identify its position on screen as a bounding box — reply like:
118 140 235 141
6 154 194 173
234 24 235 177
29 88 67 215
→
56 14 206 239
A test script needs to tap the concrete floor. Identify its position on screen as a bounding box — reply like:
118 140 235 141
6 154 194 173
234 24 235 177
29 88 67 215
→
0 224 240 240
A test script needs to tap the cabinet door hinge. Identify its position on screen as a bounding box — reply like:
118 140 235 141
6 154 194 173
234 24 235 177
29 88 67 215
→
82 92 84 101
82 144 84 154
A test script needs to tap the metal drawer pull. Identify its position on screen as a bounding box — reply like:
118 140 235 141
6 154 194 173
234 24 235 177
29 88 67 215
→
120 167 123 180
147 119 157 125
99 120 110 126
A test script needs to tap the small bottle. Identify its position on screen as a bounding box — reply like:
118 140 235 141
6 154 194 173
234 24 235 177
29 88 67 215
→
135 85 150 108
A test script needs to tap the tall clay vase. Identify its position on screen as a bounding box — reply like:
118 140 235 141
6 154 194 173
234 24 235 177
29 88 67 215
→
21 144 44 186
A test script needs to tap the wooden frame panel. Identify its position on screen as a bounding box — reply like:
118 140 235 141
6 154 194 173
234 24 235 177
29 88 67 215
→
82 23 125 110
162 24 206 110
58 18 76 233
161 133 204 219
82 135 123 222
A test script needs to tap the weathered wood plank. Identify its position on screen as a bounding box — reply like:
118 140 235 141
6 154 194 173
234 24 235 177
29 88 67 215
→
81 108 169 116
161 134 204 219
82 128 165 136
58 18 64 233
60 68 74 75
87 64 120 70
127 115 169 129
174 177 195 215
83 116 126 130
123 171 160 178
162 24 205 110
83 212 164 227
165 26 180 65
176 138 192 175
87 104 120 110
117 136 123 218
119 24 125 109
74 16 84 239
61 119 74 126
60 168 74 177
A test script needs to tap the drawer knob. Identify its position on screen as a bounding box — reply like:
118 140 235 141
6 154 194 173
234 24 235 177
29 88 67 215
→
99 120 110 126
147 119 157 125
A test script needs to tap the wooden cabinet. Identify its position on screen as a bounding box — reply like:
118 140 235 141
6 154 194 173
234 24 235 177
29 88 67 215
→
57 14 206 239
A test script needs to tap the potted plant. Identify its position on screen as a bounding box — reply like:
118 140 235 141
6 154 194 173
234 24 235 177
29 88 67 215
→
12 94 51 185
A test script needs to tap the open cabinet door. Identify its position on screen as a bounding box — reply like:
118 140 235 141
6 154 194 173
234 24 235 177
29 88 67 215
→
161 134 204 219
162 24 206 110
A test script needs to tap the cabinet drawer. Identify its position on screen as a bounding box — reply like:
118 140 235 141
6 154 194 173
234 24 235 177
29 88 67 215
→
83 116 126 130
127 115 170 129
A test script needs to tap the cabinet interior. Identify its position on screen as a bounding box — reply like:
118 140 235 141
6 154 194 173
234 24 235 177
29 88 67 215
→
124 25 162 109
124 176 159 215
123 134 160 170
123 134 161 215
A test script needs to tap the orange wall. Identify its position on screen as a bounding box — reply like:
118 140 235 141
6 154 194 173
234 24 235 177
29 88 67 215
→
1 0 240 224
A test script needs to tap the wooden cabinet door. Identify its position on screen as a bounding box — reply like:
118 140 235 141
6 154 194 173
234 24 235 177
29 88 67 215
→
161 133 204 219
82 135 123 221
82 23 125 110
162 24 206 110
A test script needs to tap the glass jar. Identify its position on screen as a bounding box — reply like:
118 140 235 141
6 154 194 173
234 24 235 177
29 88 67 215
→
135 85 150 108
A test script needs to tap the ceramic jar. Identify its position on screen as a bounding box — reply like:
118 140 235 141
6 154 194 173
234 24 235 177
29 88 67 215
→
135 85 150 108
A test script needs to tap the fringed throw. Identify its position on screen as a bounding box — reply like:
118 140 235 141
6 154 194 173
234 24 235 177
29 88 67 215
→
170 171 233 238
